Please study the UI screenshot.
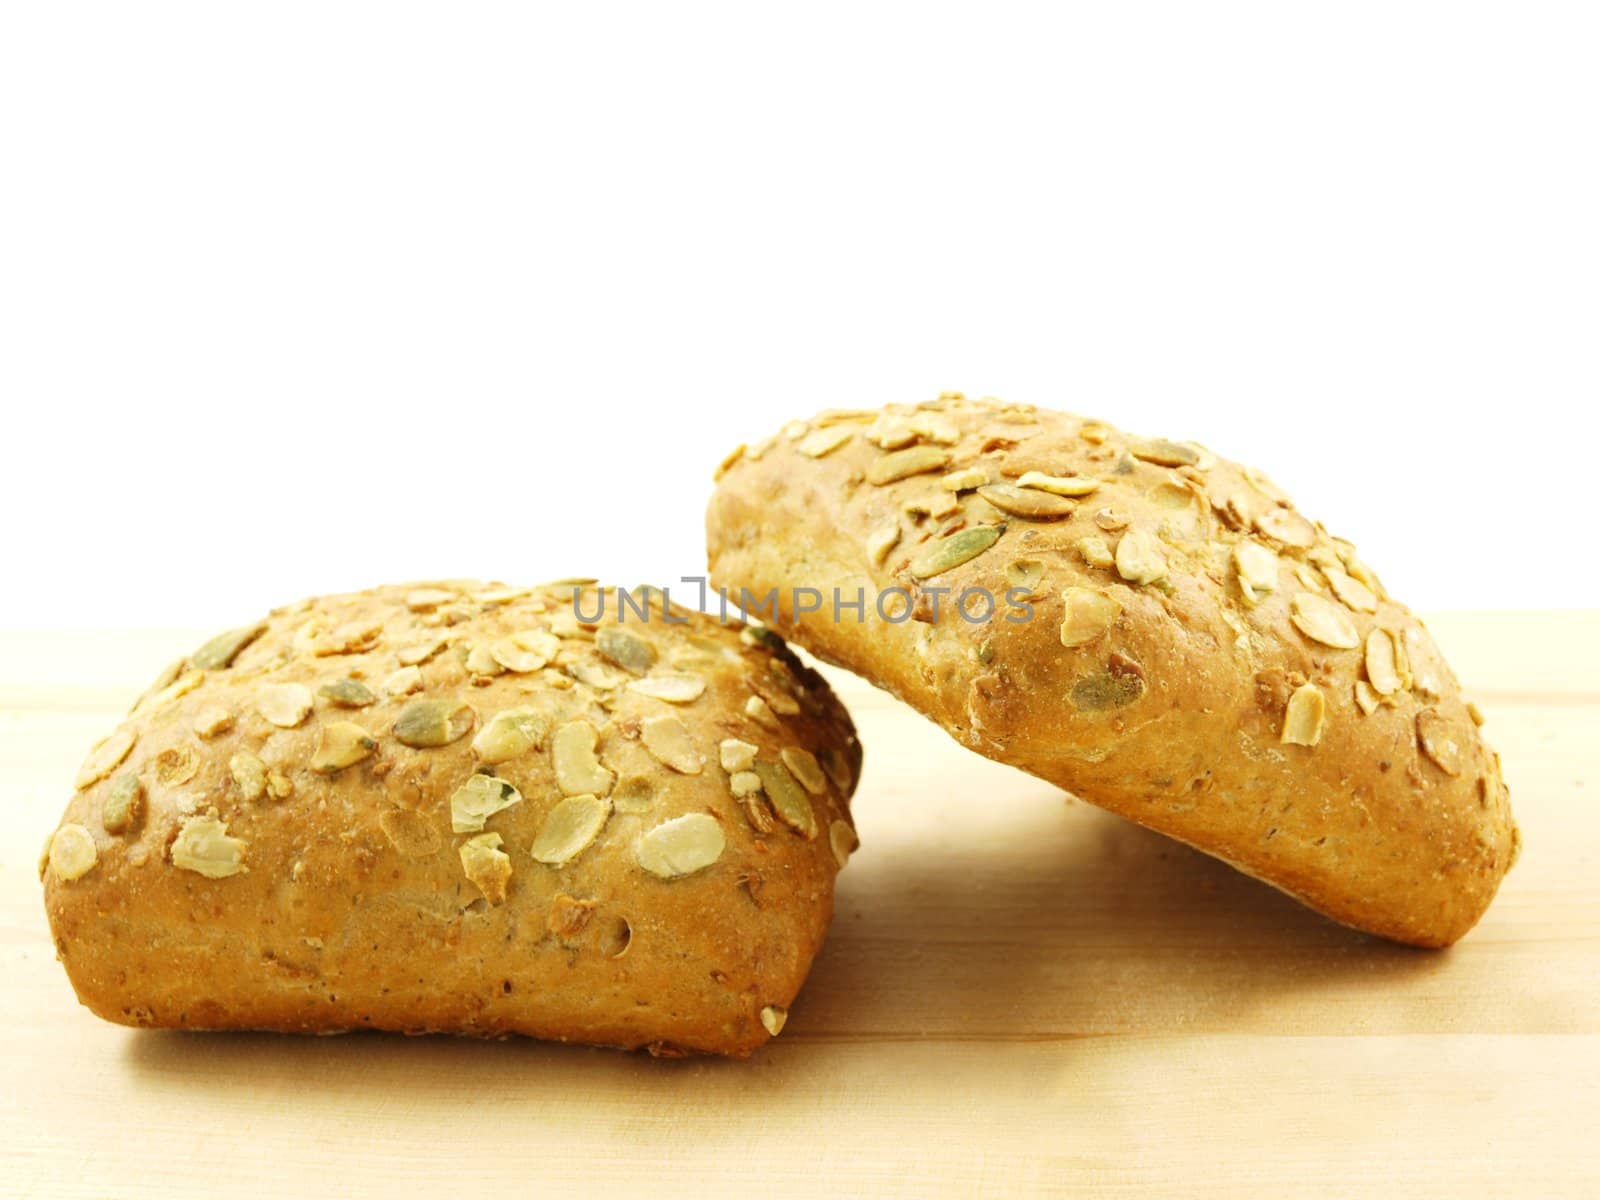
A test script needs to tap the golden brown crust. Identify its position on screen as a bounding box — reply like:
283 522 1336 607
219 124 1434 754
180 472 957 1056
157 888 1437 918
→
42 581 861 1056
707 396 1517 947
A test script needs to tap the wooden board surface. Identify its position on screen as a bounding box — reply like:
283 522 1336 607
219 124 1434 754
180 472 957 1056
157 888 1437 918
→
3 614 1597 1198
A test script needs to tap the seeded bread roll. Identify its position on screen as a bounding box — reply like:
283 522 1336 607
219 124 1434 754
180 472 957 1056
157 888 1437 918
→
707 395 1517 947
42 581 861 1056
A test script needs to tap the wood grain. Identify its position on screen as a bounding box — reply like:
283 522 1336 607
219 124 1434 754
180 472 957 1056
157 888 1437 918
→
3 616 1597 1198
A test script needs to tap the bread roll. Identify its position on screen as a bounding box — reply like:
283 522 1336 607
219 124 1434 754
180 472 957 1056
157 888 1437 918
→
707 395 1517 947
42 581 861 1056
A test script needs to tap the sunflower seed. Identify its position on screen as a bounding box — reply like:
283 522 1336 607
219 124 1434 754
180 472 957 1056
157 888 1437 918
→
1365 630 1401 695
711 739 756 777
866 417 918 450
1323 566 1380 614
976 484 1076 520
866 522 901 567
1076 536 1115 569
867 444 950 485
1059 588 1121 648
473 707 547 764
464 643 504 676
1114 529 1168 585
548 893 599 938
571 660 626 690
258 683 314 728
393 698 474 748
909 413 960 444
397 635 451 666
760 1005 789 1036
1416 710 1464 776
829 819 858 868
405 587 458 612
941 466 990 493
492 630 561 674
1016 471 1100 497
1254 507 1316 549
229 751 267 801
1005 559 1046 597
381 665 424 696
458 832 512 904
450 773 522 833
552 720 616 796
1354 680 1381 716
797 426 854 458
311 721 378 773
745 695 779 727
628 673 707 704
1290 593 1360 649
75 729 136 790
641 715 704 774
378 809 441 858
1233 540 1280 602
532 794 613 865
910 525 1003 579
1281 683 1325 746
48 824 98 882
307 621 382 657
635 812 726 878
171 811 247 879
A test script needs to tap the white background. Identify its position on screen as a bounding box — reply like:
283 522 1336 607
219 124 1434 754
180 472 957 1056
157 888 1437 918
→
1 2 1595 631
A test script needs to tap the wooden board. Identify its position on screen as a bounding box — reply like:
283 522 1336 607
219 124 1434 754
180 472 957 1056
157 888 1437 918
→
3 614 1597 1198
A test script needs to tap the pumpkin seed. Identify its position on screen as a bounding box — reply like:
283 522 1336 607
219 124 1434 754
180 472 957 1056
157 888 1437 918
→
394 698 474 748
591 627 654 676
319 678 376 708
754 760 817 838
102 774 145 835
1128 437 1199 467
976 484 1076 520
909 525 1003 580
192 624 266 670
